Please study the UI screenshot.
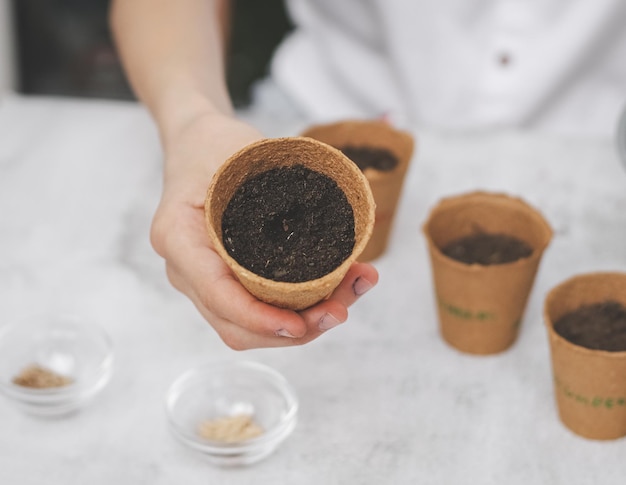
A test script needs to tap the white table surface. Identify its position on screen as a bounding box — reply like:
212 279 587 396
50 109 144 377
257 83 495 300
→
1 94 626 484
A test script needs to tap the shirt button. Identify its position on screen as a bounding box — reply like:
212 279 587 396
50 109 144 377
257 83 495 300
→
498 52 512 67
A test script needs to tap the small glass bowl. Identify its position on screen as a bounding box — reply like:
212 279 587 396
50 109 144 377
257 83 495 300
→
165 360 299 466
0 314 114 416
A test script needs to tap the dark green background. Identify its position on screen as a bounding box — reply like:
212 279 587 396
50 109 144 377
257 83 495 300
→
14 0 293 107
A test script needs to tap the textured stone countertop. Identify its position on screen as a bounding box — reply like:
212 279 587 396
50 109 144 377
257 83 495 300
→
1 94 625 484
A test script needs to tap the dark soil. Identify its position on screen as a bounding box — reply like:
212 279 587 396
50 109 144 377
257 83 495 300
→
441 233 533 265
221 164 355 283
554 301 626 351
339 145 399 172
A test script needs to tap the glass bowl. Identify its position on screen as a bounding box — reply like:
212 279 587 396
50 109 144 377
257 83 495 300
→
0 314 114 416
165 360 299 466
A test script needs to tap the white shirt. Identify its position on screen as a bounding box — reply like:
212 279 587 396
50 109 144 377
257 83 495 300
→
271 0 626 136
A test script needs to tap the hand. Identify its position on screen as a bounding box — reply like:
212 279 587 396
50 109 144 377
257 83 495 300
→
150 112 379 350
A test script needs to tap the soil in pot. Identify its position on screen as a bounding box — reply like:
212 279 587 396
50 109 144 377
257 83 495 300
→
221 164 355 283
441 233 533 265
338 145 399 172
553 300 626 351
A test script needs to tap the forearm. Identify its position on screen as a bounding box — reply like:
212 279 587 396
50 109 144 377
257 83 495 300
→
109 0 233 146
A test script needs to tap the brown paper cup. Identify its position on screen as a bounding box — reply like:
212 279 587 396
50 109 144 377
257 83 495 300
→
204 137 375 311
544 272 626 440
301 120 414 261
423 191 553 355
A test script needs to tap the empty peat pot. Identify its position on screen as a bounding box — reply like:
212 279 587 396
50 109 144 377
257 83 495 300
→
544 272 626 440
205 137 375 310
423 191 553 355
301 120 414 262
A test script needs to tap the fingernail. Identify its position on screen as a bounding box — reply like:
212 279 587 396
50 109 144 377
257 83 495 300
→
353 276 374 296
276 328 296 338
318 313 341 331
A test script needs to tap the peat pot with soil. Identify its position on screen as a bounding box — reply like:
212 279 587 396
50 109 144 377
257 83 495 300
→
301 119 414 262
204 137 375 310
544 272 626 440
422 191 553 355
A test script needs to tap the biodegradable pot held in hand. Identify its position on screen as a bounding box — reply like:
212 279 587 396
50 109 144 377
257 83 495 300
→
423 191 553 355
544 272 626 440
204 137 375 311
301 120 414 262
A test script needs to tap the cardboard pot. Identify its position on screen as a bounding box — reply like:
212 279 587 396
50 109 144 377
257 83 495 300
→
301 120 414 261
544 272 626 440
423 191 553 355
204 137 375 310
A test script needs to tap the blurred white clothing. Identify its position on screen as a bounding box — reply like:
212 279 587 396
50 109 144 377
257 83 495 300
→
270 0 626 136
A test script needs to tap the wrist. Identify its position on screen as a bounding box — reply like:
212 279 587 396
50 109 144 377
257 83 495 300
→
158 110 263 202
154 87 234 150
